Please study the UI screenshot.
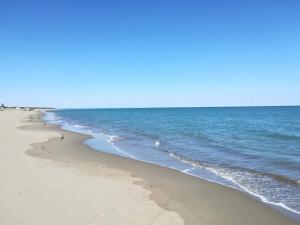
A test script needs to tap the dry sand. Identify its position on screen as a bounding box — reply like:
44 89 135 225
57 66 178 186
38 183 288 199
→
0 110 298 225
0 110 183 225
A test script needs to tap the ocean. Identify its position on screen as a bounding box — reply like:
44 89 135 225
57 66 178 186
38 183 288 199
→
44 106 300 219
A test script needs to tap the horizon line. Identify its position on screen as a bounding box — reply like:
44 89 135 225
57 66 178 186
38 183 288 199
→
56 105 300 110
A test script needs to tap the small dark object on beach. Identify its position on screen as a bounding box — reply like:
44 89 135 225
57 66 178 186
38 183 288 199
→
61 134 64 140
43 122 46 126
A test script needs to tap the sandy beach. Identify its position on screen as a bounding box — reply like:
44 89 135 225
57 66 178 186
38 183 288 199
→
0 109 297 225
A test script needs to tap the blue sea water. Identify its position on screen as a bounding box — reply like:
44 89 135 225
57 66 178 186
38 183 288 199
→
44 107 300 220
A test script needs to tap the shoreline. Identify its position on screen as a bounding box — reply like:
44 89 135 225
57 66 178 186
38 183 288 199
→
35 111 298 225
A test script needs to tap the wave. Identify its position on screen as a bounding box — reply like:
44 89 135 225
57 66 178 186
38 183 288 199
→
261 130 300 141
204 167 300 215
106 135 136 159
169 152 205 168
108 135 123 142
74 124 86 128
168 151 300 216
170 152 300 186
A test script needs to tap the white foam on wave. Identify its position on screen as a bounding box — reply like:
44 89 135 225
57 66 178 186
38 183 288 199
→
211 169 300 215
169 152 300 216
108 135 122 142
80 131 136 160
182 167 194 173
43 112 62 124
169 153 204 168
99 134 136 159
75 124 86 128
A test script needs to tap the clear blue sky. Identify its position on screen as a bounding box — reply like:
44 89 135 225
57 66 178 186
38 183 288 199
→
1 0 299 108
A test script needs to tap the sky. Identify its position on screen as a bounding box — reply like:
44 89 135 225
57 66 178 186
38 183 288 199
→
1 0 300 108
